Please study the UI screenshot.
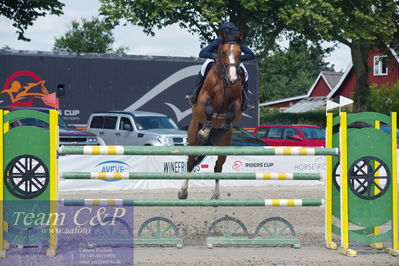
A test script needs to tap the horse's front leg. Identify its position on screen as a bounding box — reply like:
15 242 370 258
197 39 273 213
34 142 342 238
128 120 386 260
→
211 155 227 200
198 99 213 142
178 155 196 199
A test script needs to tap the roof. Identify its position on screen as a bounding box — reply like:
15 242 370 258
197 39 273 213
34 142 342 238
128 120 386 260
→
0 49 205 63
92 110 168 117
257 124 321 128
259 70 343 107
321 71 344 89
282 96 327 113
389 47 399 63
304 71 343 97
259 94 306 107
326 62 353 99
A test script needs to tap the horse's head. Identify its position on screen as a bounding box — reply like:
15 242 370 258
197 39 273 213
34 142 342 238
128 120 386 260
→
217 32 243 86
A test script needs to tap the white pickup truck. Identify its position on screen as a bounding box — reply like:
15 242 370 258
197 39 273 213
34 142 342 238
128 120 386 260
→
86 111 188 146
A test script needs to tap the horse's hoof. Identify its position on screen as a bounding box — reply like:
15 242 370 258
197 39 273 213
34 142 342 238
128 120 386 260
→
178 190 188 200
198 129 210 142
211 194 220 200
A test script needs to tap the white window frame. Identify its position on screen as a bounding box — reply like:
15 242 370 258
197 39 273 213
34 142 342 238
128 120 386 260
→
373 55 388 76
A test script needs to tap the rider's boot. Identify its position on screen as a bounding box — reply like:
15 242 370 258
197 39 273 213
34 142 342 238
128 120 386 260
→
241 80 255 111
185 73 205 104
185 62 214 105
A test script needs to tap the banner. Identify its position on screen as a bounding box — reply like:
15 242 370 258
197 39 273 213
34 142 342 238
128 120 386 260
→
59 155 327 191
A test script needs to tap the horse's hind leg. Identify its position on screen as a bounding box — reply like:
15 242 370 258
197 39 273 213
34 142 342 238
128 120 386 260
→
210 104 237 145
222 104 237 131
198 99 213 142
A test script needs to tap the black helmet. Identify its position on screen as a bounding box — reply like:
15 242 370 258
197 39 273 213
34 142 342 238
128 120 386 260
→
220 22 237 32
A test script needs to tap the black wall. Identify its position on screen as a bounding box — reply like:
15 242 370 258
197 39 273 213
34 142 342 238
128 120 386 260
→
0 51 258 128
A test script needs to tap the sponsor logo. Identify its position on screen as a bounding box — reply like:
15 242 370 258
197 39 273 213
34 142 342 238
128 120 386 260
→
232 161 243 171
244 162 274 168
293 157 326 172
1 70 58 108
163 161 206 173
164 161 187 173
232 160 274 171
95 161 129 181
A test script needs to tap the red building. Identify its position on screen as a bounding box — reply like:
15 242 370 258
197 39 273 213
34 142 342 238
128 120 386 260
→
261 48 399 112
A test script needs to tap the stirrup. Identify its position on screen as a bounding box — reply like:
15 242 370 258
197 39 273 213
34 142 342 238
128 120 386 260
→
185 94 195 104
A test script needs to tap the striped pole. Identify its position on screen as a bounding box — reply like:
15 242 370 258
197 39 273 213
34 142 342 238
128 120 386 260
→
0 111 5 258
391 112 398 252
325 112 335 249
58 145 339 156
339 112 354 256
63 198 324 207
60 172 322 180
48 109 58 257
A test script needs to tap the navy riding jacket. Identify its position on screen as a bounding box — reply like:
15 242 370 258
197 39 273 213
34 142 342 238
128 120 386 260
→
199 38 255 62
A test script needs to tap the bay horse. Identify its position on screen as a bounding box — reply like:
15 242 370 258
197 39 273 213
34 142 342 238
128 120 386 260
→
178 32 244 200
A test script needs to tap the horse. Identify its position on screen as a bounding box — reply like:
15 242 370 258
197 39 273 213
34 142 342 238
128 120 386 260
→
178 32 244 200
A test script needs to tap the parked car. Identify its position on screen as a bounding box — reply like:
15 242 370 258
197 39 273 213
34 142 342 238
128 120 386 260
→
232 126 268 146
3 107 104 146
252 124 325 147
86 111 188 146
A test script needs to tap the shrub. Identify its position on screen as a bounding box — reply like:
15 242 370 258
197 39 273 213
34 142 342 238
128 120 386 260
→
367 81 399 116
260 109 327 127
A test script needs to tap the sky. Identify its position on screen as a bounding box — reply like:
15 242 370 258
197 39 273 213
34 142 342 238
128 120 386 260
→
0 0 351 72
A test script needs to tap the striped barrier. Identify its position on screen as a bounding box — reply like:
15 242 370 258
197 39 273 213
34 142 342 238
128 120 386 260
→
60 172 321 180
63 198 324 207
2 105 398 256
58 145 339 156
56 139 330 249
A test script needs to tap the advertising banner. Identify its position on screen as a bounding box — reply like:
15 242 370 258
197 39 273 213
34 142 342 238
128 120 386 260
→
59 155 327 191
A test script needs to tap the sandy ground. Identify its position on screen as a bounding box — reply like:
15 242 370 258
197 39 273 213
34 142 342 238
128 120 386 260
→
57 185 399 266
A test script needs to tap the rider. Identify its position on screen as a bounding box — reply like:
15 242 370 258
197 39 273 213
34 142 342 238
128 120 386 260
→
185 22 256 111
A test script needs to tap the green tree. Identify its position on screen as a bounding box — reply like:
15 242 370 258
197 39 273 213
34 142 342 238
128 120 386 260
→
280 0 399 112
0 0 64 41
259 42 334 102
53 17 128 54
99 0 291 58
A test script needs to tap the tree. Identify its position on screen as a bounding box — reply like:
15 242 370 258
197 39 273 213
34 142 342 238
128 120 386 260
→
0 0 64 41
99 0 292 58
53 17 128 54
259 42 334 102
280 0 399 112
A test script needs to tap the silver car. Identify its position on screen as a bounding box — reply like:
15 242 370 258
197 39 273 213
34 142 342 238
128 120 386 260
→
86 111 188 146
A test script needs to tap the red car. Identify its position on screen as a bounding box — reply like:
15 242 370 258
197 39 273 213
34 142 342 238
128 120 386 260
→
252 124 325 147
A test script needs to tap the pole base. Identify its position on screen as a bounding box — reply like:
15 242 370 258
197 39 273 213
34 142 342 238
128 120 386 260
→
325 241 337 250
0 250 6 258
338 246 357 257
46 248 56 257
369 242 384 250
385 248 399 256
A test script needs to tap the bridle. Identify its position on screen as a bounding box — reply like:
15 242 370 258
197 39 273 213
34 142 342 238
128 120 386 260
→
214 40 243 87
211 39 244 117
